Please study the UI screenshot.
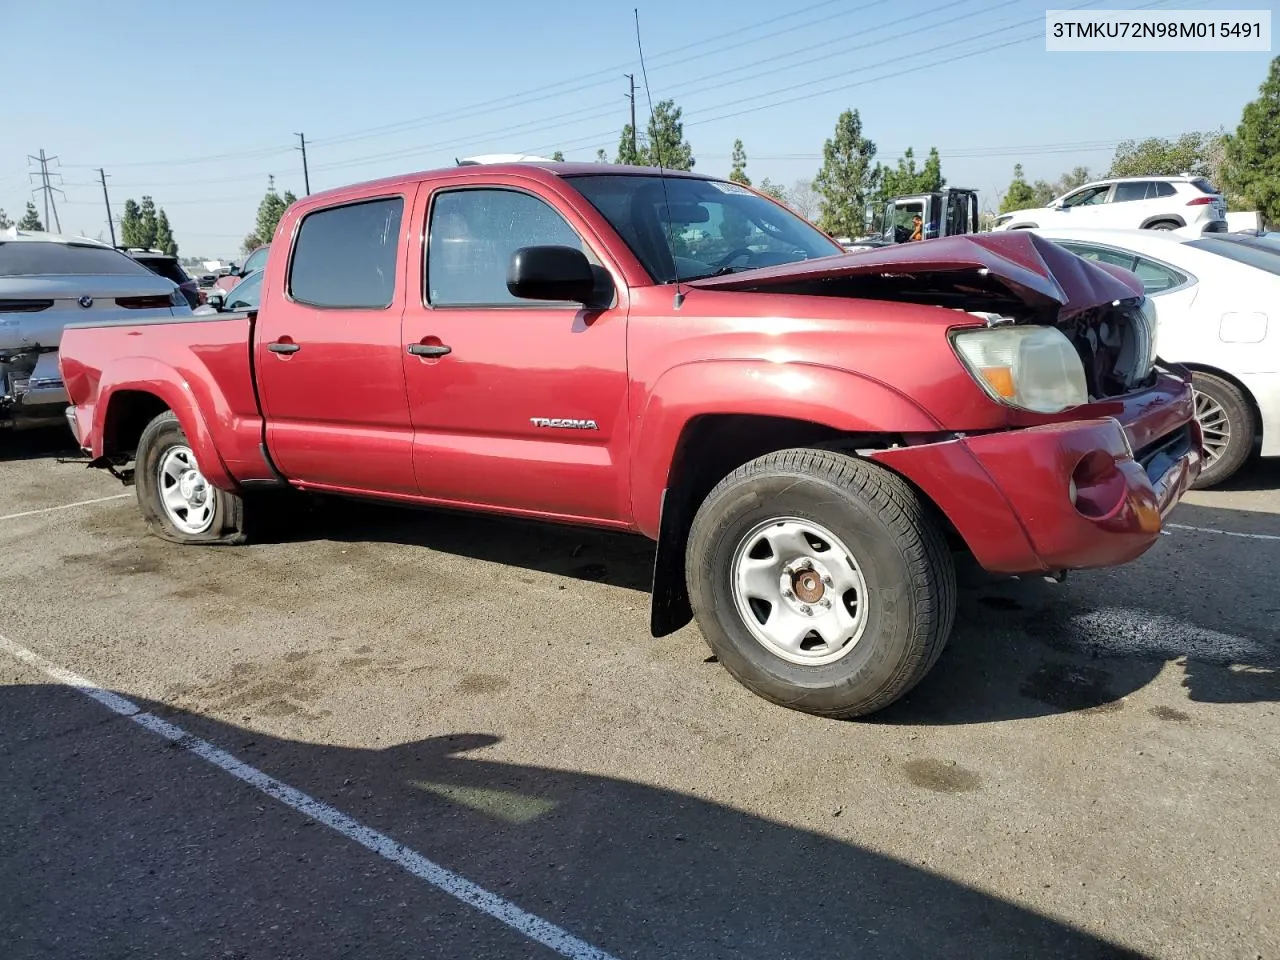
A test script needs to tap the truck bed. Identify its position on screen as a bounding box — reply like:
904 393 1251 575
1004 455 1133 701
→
60 312 277 484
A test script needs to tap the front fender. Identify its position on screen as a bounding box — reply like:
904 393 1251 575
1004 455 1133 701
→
94 357 234 491
630 359 942 537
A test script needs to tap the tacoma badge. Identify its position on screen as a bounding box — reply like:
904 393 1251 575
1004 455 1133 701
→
530 417 599 430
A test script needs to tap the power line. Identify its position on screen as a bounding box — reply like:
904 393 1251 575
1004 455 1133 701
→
309 0 1027 178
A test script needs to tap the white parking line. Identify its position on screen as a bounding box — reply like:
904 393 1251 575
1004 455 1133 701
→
0 633 619 960
0 493 131 523
1168 523 1280 542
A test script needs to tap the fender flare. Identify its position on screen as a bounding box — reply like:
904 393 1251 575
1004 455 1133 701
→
1141 214 1185 229
93 357 235 490
636 359 945 636
632 358 943 536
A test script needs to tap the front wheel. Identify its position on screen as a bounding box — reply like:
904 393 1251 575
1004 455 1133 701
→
134 410 249 544
685 449 956 719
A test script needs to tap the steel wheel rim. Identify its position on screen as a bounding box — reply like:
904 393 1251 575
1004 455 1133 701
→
1193 388 1230 467
730 517 869 666
157 445 215 535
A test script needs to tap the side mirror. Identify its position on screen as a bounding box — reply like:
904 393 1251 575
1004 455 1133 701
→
507 245 600 304
206 291 225 310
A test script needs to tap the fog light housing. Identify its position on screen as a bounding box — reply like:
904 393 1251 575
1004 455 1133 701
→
1071 451 1126 519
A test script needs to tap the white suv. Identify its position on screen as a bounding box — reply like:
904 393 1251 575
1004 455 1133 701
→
993 175 1227 233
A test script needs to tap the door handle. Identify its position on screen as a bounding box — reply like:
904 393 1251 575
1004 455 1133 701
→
268 342 301 355
407 343 451 358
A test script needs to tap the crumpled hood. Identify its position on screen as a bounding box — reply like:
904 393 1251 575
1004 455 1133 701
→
686 231 1144 318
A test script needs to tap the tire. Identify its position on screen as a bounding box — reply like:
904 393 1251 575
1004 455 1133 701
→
134 410 249 545
1190 372 1255 489
1146 221 1179 230
685 449 956 719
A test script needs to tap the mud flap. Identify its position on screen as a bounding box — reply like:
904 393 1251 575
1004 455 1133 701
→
649 488 693 637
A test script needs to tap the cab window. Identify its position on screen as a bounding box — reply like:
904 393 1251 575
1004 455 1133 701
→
288 196 404 309
426 188 593 307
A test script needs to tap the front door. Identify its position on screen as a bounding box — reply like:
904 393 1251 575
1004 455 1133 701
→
254 192 420 495
400 181 631 524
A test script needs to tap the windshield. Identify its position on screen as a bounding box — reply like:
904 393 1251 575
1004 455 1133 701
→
565 174 842 283
1187 236 1280 277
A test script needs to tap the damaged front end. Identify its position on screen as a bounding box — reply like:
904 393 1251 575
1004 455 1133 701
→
687 230 1161 405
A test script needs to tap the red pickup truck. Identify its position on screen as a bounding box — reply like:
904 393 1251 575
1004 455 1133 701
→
58 162 1201 719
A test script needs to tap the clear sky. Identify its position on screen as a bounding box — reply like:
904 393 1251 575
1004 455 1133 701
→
3 0 1273 259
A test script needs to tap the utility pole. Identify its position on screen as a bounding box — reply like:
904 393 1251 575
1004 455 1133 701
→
625 74 637 160
98 168 117 247
295 132 311 196
27 149 64 233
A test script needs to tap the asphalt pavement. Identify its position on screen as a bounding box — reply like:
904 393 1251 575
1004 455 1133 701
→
1 428 1276 959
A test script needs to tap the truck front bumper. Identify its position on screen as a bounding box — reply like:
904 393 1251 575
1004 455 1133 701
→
871 372 1201 576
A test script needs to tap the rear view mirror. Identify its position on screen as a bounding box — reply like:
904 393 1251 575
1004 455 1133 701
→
662 202 710 224
507 245 597 303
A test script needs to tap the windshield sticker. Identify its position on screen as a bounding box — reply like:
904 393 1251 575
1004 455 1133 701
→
708 181 754 195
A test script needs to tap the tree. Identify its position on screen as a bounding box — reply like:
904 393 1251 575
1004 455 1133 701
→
814 108 879 236
120 199 142 247
876 145 945 199
138 196 159 249
1030 166 1093 206
757 178 787 203
919 147 944 193
595 148 608 164
999 164 1039 213
786 179 820 220
242 177 296 252
18 202 43 231
155 209 177 257
1224 56 1280 224
1109 131 1224 179
615 125 643 165
0 208 12 229
643 99 694 170
551 151 565 162
729 139 750 185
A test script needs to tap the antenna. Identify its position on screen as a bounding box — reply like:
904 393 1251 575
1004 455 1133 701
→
634 7 685 309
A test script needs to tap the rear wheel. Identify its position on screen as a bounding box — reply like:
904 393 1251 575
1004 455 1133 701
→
685 449 955 719
134 411 249 544
1147 220 1180 230
1191 372 1255 489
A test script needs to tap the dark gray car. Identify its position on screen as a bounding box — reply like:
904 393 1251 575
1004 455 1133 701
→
1 228 192 431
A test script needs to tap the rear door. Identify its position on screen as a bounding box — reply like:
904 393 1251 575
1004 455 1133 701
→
254 192 419 495
400 179 632 522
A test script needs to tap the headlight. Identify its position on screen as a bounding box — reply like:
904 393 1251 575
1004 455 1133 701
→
952 326 1088 414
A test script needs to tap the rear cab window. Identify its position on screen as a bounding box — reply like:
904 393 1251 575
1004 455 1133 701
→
288 197 405 308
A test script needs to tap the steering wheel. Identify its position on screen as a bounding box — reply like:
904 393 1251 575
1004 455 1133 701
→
713 247 754 269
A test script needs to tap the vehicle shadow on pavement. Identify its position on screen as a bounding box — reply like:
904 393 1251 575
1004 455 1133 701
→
282 495 1278 726
0 682 1149 960
1206 455 1280 493
0 426 85 464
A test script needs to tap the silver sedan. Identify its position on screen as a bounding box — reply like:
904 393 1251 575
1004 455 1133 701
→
1 228 192 432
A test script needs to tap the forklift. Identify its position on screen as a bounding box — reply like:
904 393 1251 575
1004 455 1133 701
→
844 187 981 251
